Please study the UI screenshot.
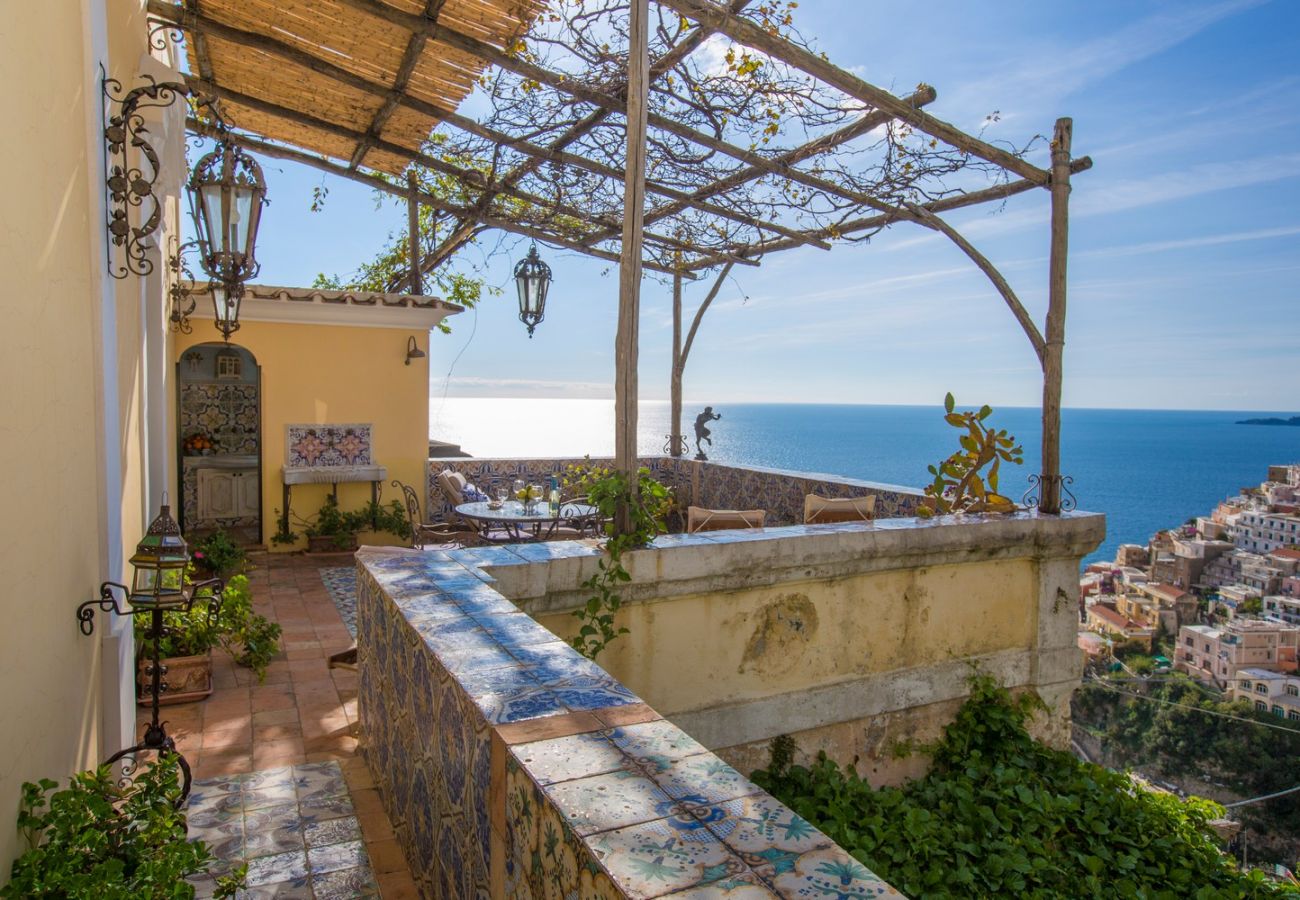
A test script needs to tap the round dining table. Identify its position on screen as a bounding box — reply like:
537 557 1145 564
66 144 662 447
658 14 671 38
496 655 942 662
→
454 500 599 542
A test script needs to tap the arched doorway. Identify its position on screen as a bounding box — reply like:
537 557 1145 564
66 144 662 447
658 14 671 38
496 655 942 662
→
176 343 262 544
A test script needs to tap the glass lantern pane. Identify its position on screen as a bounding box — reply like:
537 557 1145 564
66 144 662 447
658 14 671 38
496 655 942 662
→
200 184 226 257
132 567 159 594
232 187 254 257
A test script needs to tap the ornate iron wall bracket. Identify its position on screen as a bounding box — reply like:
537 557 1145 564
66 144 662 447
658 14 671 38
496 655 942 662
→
1023 474 1078 513
167 236 199 333
76 581 131 635
102 67 191 279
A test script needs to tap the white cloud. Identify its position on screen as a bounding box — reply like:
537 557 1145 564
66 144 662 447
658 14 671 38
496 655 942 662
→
1079 224 1300 260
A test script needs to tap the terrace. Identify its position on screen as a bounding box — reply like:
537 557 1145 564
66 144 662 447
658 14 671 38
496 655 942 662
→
5 0 1118 897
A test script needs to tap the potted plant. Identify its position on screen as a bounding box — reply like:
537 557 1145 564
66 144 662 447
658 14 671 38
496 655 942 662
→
3 755 245 898
302 495 411 552
190 529 246 579
917 393 1024 517
134 574 282 703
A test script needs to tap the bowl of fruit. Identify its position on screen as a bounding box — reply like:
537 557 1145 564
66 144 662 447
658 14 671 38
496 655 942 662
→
184 433 216 456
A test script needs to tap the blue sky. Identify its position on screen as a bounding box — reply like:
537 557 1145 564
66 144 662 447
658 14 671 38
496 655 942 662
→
248 0 1300 411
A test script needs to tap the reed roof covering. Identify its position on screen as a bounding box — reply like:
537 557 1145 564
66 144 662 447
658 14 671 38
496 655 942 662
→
166 0 541 175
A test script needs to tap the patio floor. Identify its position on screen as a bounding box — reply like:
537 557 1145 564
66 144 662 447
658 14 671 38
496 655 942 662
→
138 550 417 898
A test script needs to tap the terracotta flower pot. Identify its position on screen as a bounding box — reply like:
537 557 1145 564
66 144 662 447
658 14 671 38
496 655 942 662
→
137 651 213 706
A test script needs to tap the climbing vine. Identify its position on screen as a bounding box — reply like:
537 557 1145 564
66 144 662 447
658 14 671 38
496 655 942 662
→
563 462 673 660
753 676 1299 898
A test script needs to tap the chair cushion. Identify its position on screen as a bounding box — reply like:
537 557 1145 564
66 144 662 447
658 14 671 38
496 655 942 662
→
804 494 876 524
463 483 489 502
686 506 766 533
436 469 468 504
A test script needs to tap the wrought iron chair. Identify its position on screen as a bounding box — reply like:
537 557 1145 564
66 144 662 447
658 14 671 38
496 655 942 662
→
803 494 877 524
686 506 766 533
548 495 604 541
392 480 479 549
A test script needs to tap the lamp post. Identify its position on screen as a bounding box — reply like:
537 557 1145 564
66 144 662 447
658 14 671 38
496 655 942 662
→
514 242 552 337
188 136 267 341
76 499 222 804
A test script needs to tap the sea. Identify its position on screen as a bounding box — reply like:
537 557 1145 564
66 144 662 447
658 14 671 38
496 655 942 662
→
428 398 1300 566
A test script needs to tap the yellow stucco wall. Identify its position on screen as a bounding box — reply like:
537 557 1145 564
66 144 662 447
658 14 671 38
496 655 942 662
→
0 0 160 874
536 559 1037 715
174 320 431 548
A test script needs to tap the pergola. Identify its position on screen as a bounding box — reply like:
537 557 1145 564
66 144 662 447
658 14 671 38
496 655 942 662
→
151 0 1090 517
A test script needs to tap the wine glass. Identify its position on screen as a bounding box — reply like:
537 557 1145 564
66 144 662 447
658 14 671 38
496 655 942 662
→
513 479 525 507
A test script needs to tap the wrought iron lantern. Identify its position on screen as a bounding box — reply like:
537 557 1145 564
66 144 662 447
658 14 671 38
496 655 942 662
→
210 280 244 342
513 242 552 337
188 137 267 340
125 500 190 609
75 497 222 803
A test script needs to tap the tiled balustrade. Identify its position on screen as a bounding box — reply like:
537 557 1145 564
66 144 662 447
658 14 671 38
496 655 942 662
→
356 545 906 898
426 455 926 527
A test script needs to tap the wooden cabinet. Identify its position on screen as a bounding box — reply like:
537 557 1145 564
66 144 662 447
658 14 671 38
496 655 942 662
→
197 467 259 520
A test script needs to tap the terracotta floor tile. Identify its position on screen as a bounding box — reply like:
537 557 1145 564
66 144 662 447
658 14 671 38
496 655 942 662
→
254 723 303 744
376 871 419 900
365 838 407 875
252 707 299 726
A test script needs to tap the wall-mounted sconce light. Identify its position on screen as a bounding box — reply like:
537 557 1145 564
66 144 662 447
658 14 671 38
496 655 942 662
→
405 335 427 366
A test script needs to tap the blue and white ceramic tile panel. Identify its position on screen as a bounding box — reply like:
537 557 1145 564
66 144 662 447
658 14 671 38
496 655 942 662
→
355 545 906 899
185 761 378 899
425 456 924 527
286 424 373 467
179 382 260 455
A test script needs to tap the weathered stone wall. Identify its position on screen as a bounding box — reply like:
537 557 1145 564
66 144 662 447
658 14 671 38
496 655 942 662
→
426 455 926 526
508 513 1104 785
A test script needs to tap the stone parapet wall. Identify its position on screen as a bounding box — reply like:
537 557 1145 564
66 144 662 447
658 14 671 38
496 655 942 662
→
357 546 904 898
426 454 926 526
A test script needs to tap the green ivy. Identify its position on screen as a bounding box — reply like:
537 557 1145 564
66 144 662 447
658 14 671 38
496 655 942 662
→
562 462 673 661
753 676 1299 898
3 755 245 899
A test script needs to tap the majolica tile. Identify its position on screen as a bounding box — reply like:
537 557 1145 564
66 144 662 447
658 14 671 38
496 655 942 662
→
302 815 362 848
237 879 315 899
309 865 379 900
545 769 678 836
701 795 831 865
472 611 559 649
660 872 781 898
511 731 630 785
753 845 903 898
299 793 354 822
245 849 309 887
553 680 640 712
457 663 543 698
306 839 368 875
243 827 305 860
589 816 750 899
606 720 708 773
438 640 520 674
474 687 568 725
654 756 761 807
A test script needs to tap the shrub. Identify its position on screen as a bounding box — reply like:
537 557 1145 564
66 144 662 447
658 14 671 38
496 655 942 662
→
191 530 246 578
753 676 1297 898
3 755 244 899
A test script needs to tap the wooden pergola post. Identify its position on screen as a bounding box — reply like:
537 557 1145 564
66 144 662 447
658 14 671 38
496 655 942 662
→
670 270 684 457
614 0 650 533
1041 117 1073 514
406 172 422 295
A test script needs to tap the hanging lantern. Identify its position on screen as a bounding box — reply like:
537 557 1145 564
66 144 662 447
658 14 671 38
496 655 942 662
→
187 137 267 340
513 242 552 337
126 500 190 610
209 280 243 342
